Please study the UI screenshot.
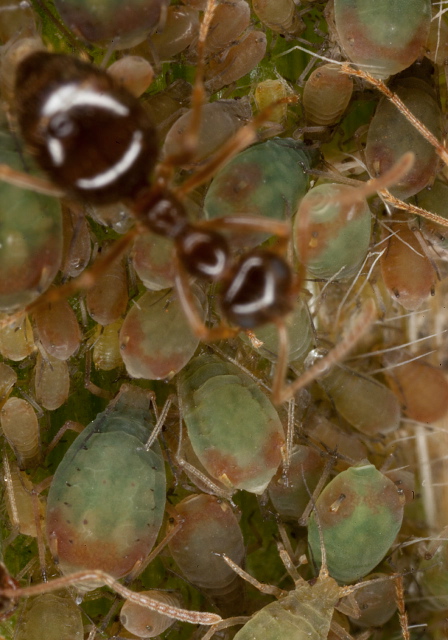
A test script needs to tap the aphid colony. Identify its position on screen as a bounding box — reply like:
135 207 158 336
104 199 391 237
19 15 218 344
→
0 0 448 638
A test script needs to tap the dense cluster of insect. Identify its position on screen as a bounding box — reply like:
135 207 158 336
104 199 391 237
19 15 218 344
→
1 0 448 638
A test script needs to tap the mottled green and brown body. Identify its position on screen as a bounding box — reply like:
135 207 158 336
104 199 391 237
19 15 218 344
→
233 576 340 640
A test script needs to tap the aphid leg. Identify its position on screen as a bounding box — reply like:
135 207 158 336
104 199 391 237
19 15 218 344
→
201 616 251 640
145 394 174 451
0 164 64 196
273 298 377 404
84 349 114 400
298 457 334 526
45 420 84 456
220 554 287 598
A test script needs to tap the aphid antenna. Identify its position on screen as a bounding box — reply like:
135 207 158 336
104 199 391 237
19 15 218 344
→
298 456 335 527
144 394 173 451
0 567 223 625
367 349 437 376
334 248 385 327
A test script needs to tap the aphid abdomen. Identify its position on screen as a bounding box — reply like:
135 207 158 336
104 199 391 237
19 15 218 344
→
303 64 353 127
46 386 166 586
14 593 83 640
179 354 285 494
233 580 339 640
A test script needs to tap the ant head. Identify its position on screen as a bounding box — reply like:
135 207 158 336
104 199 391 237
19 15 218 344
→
15 51 157 204
220 249 295 329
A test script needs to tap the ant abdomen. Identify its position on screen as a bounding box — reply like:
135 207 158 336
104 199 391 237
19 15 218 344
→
221 250 295 329
15 51 158 204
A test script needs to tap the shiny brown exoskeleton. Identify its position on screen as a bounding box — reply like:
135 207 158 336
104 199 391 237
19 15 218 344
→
13 49 298 393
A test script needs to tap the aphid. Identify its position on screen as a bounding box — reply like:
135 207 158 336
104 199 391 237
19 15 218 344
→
333 0 431 78
340 572 398 628
119 287 205 380
204 30 267 93
107 55 155 98
120 589 182 637
0 128 62 313
293 182 372 280
163 98 252 166
31 294 81 361
0 363 17 408
202 522 403 640
85 249 128 326
53 0 168 48
177 352 285 494
380 212 436 311
365 77 442 200
0 397 40 468
254 79 289 125
308 462 405 583
60 204 91 280
91 319 124 371
302 63 353 127
45 385 166 587
4 461 45 538
14 593 83 640
131 229 176 290
383 351 448 424
268 445 326 520
312 356 402 436
151 5 200 60
204 138 315 240
0 313 35 362
167 494 245 614
418 526 448 610
34 349 70 411
415 178 448 250
252 0 304 38
202 0 250 55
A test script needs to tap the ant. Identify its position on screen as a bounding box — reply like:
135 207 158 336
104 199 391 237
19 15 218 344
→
0 0 413 405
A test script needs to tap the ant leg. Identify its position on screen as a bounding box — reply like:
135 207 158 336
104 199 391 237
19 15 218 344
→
0 228 138 331
275 298 377 404
173 259 240 342
197 216 291 240
0 164 64 196
156 0 218 174
175 96 298 197
340 63 448 167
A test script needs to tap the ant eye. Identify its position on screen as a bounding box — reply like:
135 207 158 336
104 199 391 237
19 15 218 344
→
48 113 76 139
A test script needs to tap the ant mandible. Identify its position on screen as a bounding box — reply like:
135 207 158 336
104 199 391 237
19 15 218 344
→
0 0 411 404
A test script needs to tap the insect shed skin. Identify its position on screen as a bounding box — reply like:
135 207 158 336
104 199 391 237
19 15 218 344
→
45 385 166 588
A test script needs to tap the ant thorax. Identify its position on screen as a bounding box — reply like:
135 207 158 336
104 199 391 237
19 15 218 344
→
15 51 158 204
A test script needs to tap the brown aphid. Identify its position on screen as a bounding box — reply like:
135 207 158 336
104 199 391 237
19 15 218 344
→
254 79 289 124
120 590 182 637
302 63 353 126
34 350 70 411
0 397 40 468
384 352 448 424
32 293 81 361
203 0 250 54
252 0 304 38
205 31 267 93
85 249 128 326
107 56 155 97
168 494 245 615
151 6 200 60
380 212 436 311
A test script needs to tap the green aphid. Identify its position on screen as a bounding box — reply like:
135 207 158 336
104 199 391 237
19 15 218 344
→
0 130 62 312
308 463 405 583
334 0 431 78
293 182 371 280
46 385 166 587
204 138 317 246
178 353 285 494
